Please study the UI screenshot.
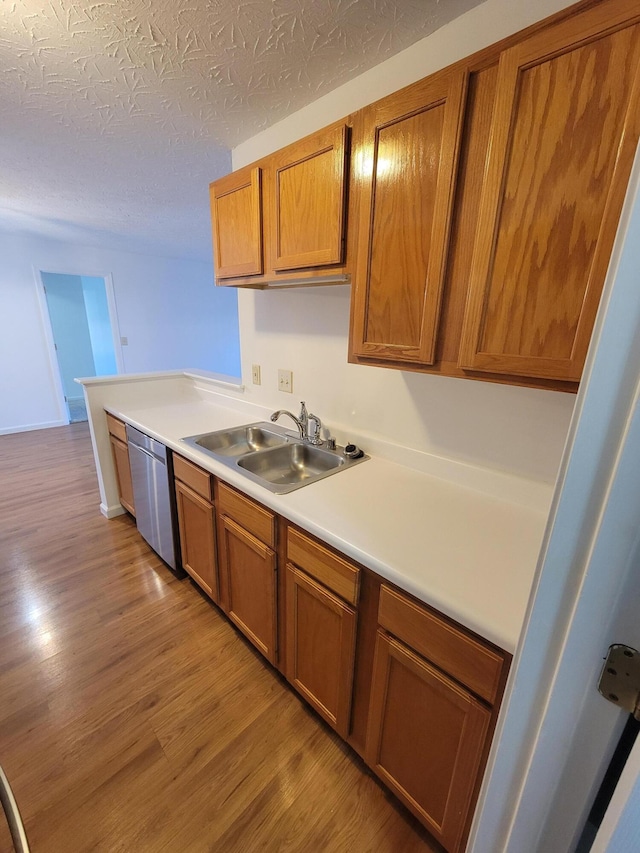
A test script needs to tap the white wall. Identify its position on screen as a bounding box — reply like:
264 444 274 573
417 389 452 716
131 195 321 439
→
0 231 241 434
231 0 578 485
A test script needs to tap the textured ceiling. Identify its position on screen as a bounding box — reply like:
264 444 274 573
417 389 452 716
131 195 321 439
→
0 0 484 259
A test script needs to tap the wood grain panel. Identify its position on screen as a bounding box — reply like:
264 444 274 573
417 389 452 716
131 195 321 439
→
174 479 218 601
211 166 263 279
173 453 214 502
366 632 491 853
435 65 499 366
217 482 275 547
348 568 381 755
105 412 127 443
378 585 505 704
272 123 348 270
285 565 357 739
348 64 580 393
287 526 360 605
109 434 135 516
460 3 640 380
365 106 444 349
350 68 468 365
222 516 278 665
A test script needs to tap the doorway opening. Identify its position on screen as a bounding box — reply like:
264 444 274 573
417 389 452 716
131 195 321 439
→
40 272 119 423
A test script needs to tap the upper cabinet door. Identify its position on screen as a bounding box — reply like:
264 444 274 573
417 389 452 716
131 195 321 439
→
459 2 640 381
210 165 263 280
271 124 349 271
350 69 468 365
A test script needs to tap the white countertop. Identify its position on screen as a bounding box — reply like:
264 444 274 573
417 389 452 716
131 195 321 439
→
101 389 551 654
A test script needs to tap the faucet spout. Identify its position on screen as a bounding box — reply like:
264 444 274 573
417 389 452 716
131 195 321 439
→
270 409 305 440
270 401 309 441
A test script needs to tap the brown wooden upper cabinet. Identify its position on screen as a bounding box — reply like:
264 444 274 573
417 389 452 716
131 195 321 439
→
209 0 640 388
270 123 348 271
210 166 263 280
349 69 468 365
459 0 640 381
211 122 350 286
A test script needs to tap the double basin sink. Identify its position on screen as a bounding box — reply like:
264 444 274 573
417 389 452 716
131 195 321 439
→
181 422 368 494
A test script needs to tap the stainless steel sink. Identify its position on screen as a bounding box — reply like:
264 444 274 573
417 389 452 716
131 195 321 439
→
181 421 367 493
237 442 344 487
190 423 289 457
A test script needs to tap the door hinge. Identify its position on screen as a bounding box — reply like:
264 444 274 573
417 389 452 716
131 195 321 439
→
598 645 640 721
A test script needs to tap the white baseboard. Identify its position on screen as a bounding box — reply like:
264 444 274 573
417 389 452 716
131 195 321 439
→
0 419 67 435
100 502 126 519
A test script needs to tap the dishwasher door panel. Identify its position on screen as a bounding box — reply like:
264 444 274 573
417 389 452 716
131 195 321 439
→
128 440 178 571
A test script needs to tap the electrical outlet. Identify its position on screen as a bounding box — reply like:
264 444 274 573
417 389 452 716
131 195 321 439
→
251 364 261 385
120 336 128 346
278 369 293 393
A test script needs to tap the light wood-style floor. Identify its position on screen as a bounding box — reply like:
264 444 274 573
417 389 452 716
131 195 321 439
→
0 424 440 852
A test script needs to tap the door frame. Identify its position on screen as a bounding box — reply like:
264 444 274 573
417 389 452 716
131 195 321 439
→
469 143 640 850
591 732 640 851
33 267 123 423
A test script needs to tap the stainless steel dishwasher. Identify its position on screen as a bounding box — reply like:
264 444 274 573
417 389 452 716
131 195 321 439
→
126 424 183 575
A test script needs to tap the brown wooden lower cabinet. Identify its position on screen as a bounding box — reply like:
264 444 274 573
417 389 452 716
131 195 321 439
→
124 447 507 851
174 479 218 601
109 435 135 516
220 515 278 665
173 454 218 600
366 630 491 853
285 564 357 739
106 417 135 517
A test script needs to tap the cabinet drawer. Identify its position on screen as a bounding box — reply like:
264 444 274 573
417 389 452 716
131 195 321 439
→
218 482 275 547
106 412 127 444
287 527 360 606
378 585 504 704
173 454 214 502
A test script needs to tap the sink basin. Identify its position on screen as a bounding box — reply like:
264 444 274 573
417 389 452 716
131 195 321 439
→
237 442 344 487
181 421 368 493
187 422 290 457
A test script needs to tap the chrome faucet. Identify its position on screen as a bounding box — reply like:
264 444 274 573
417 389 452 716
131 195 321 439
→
307 413 323 445
271 401 309 441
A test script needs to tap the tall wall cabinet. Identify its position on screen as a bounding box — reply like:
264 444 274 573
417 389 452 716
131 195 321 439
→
349 68 468 366
458 0 640 382
210 0 640 392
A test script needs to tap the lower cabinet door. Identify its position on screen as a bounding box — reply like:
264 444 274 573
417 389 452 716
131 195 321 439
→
109 435 135 516
221 516 277 664
285 564 357 739
174 480 218 601
366 631 491 853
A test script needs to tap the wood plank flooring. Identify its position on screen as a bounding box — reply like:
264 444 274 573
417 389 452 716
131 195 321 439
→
0 424 440 852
